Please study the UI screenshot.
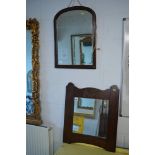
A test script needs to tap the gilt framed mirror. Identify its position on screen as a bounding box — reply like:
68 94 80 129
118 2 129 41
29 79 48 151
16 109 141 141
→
54 6 96 69
26 18 42 125
63 83 119 152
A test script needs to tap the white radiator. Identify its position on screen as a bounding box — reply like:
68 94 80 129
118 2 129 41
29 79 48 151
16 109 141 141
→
26 124 53 155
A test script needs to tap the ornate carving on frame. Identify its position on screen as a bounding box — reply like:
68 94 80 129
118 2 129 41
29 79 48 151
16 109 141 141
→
26 18 42 125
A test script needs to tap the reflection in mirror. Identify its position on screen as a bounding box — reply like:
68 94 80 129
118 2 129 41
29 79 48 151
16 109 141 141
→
26 18 42 125
73 97 109 138
26 30 33 115
78 97 95 110
54 6 96 68
71 34 93 65
63 83 119 151
27 70 32 93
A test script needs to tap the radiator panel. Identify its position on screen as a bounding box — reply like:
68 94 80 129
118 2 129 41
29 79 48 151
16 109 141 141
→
26 124 53 155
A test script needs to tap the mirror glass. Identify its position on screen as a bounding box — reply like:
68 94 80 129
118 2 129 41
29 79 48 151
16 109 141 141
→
71 34 93 65
73 97 109 138
26 30 34 115
54 7 96 68
26 18 41 125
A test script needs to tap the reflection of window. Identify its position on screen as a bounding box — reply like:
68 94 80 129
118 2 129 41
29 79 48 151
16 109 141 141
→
27 70 32 93
26 96 34 115
78 98 95 110
74 97 96 118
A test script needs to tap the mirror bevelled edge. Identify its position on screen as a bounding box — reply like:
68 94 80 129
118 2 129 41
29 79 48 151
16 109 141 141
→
54 6 96 69
26 18 42 125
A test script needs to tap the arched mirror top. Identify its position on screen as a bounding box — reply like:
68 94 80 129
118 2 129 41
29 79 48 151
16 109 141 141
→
54 6 96 69
54 6 96 20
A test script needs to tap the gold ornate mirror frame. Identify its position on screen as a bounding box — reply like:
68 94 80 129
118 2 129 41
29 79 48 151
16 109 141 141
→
26 18 42 125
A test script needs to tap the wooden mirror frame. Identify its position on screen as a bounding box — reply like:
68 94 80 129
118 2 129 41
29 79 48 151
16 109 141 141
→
26 18 42 125
54 6 96 69
63 83 119 152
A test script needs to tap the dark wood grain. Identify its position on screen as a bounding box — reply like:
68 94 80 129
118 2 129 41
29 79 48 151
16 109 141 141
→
53 6 96 69
63 83 119 152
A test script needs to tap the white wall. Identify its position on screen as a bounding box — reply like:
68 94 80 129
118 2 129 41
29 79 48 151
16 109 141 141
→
26 0 129 152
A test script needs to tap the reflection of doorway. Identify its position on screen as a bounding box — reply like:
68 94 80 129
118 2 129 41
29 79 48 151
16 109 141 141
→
80 36 92 65
71 34 93 65
98 100 109 138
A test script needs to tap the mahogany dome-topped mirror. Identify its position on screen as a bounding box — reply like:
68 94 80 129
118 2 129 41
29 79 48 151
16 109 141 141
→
63 83 119 152
54 6 96 69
